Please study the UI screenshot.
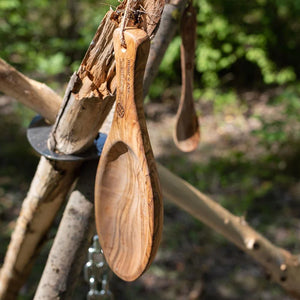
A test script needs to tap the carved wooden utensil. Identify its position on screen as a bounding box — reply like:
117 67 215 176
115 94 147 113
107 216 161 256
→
94 28 163 282
174 3 200 152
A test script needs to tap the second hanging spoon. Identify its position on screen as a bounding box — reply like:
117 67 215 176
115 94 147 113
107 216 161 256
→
174 3 200 152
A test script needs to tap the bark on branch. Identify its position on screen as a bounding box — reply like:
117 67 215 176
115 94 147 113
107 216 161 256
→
144 0 188 96
48 0 165 155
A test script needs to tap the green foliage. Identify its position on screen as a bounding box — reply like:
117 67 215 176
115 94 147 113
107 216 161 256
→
155 0 300 94
159 36 181 79
36 52 68 75
252 84 300 148
198 0 300 87
3 0 300 89
0 0 117 76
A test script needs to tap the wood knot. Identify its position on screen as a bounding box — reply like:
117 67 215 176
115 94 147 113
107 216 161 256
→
116 102 125 118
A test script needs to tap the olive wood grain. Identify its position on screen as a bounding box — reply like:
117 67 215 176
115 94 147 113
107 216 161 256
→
174 3 200 152
94 28 163 282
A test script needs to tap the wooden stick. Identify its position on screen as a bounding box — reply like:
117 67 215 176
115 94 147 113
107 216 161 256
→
0 58 61 123
158 164 300 298
47 11 117 155
0 158 80 300
34 162 97 299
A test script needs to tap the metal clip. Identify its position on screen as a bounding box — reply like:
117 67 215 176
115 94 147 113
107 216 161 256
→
84 235 113 300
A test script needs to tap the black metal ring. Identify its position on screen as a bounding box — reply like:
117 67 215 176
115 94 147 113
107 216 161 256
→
27 115 106 161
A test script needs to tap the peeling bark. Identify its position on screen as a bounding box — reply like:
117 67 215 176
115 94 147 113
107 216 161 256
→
49 0 165 155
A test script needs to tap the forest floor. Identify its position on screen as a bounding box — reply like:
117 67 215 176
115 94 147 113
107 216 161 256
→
1 86 300 299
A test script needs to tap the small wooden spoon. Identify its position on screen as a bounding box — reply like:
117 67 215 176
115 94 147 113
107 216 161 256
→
174 3 200 152
94 28 163 282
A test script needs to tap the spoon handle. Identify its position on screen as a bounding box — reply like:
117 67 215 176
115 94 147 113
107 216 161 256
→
174 2 200 152
181 2 197 101
113 28 150 142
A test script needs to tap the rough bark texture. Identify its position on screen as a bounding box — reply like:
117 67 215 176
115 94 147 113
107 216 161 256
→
158 164 300 299
48 12 117 155
0 158 80 300
0 58 61 123
49 0 165 155
34 162 97 299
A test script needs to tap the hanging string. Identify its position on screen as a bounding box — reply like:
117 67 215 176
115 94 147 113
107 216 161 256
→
119 0 132 48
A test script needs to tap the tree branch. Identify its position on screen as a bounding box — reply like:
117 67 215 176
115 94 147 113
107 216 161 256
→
0 158 80 300
144 0 188 96
0 58 62 123
34 162 97 299
158 164 300 298
48 0 165 155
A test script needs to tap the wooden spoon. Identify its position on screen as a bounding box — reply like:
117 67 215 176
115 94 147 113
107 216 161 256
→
94 28 163 282
174 3 200 152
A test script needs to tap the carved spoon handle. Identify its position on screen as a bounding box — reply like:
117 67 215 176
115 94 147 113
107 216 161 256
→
174 2 200 152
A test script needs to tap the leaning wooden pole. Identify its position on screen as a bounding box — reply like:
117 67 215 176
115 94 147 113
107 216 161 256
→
34 162 97 299
0 58 61 123
143 0 188 96
0 158 80 300
158 164 300 298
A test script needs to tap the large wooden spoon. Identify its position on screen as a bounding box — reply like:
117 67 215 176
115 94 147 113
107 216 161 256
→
174 3 200 152
94 28 163 282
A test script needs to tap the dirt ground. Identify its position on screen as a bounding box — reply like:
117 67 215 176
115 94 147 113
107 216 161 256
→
1 92 300 299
